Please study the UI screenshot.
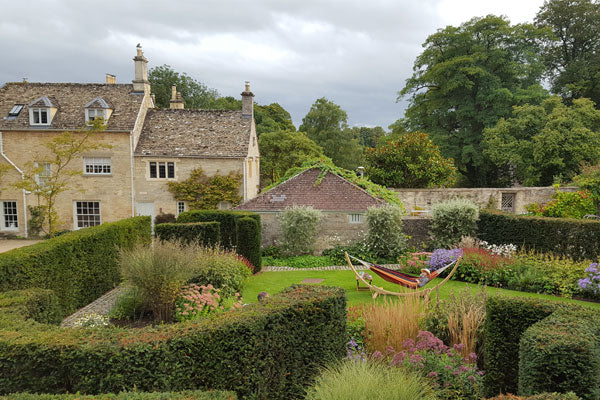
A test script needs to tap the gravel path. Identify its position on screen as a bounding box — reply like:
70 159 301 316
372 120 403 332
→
61 286 123 327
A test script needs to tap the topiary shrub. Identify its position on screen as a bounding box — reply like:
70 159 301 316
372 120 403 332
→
430 198 478 248
155 222 221 246
365 204 407 258
188 247 252 297
154 213 176 225
279 205 322 256
519 309 600 399
235 217 261 272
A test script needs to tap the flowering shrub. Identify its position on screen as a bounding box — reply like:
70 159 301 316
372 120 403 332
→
72 312 110 328
428 248 462 270
480 241 517 257
398 252 430 273
578 262 600 295
525 189 596 219
373 331 483 400
174 283 242 322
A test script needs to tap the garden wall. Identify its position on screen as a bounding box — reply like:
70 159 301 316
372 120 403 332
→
392 186 575 214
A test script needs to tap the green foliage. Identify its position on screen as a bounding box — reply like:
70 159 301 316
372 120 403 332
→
155 222 221 246
148 65 219 109
400 15 548 187
253 102 296 136
535 0 600 105
573 163 600 215
279 205 322 256
304 360 437 400
0 391 237 399
483 97 600 186
187 248 251 297
519 309 600 399
365 204 407 258
109 286 148 321
365 131 457 188
430 198 478 248
322 242 397 265
477 211 600 261
299 98 364 170
262 255 335 268
526 189 596 219
487 393 581 400
167 168 242 210
349 126 386 148
235 217 261 271
0 216 151 316
0 285 347 399
266 159 404 207
0 163 10 196
259 130 325 186
27 205 44 237
154 213 176 225
483 296 566 397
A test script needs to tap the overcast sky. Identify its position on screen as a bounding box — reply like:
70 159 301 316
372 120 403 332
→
0 0 545 129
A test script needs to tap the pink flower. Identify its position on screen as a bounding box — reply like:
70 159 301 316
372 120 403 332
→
427 371 438 378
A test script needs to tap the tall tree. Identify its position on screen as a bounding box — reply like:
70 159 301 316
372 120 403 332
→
148 65 219 109
254 103 296 136
259 130 325 186
399 15 548 187
350 126 386 148
483 96 600 186
536 0 600 105
299 98 364 171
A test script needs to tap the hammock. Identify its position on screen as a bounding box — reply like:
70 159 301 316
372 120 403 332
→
344 252 461 298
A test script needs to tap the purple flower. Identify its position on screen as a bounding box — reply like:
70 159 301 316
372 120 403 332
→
428 248 462 269
372 351 383 360
468 375 477 383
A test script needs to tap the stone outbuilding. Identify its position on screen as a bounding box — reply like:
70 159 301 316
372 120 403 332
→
235 168 385 252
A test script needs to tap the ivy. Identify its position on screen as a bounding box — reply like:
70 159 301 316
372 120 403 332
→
264 158 404 208
167 168 242 210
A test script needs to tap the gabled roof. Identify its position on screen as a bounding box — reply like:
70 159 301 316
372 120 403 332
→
0 82 144 131
84 96 111 109
135 108 252 158
235 168 385 212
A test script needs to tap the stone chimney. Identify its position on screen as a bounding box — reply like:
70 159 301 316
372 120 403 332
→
169 85 184 109
132 44 150 94
241 81 254 118
106 74 116 84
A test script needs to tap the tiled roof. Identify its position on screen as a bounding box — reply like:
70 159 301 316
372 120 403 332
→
235 168 385 211
0 82 144 131
135 108 251 158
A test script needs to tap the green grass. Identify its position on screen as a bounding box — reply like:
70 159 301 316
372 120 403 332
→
242 270 600 309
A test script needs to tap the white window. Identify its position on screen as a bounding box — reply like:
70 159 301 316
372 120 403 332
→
86 108 106 123
149 161 175 179
349 214 363 224
35 162 52 186
84 157 111 175
1 201 18 230
74 201 101 229
8 104 23 117
177 201 186 215
29 108 50 125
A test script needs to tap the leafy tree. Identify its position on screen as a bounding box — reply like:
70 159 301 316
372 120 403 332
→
259 130 324 186
299 98 364 171
535 0 600 105
573 164 600 215
254 103 296 136
207 96 241 110
12 121 109 236
399 15 549 186
148 65 219 109
350 126 386 148
365 131 457 188
167 168 242 210
483 96 600 186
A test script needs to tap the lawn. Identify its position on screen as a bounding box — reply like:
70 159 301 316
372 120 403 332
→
242 270 600 309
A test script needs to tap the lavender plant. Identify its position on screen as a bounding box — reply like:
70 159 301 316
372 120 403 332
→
428 249 463 270
578 263 600 295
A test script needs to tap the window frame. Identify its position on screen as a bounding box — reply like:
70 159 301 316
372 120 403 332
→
177 201 187 216
73 201 101 230
0 200 19 231
83 157 112 175
35 162 52 186
29 108 50 126
148 161 175 179
85 108 106 123
348 213 363 224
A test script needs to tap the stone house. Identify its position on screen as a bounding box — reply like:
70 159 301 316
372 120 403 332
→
0 46 259 236
235 168 385 252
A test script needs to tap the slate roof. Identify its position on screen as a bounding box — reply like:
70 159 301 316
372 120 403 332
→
0 82 144 131
235 168 385 212
135 108 252 158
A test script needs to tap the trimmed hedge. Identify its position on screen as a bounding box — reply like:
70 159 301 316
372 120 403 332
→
176 210 262 271
483 296 567 397
519 309 600 399
487 393 581 400
0 285 346 399
0 217 151 315
0 391 236 399
235 217 261 272
477 211 600 260
0 289 62 329
155 222 221 246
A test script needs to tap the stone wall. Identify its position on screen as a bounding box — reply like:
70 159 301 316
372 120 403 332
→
393 186 576 215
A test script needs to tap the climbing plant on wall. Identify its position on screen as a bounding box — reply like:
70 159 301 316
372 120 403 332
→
167 168 242 210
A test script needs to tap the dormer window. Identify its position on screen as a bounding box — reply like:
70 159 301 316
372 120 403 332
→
84 97 111 124
28 96 55 126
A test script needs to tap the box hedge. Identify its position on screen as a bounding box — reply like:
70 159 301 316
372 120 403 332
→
0 217 151 316
155 222 221 246
175 210 261 271
486 393 580 400
0 285 346 399
477 211 600 261
519 309 600 399
0 390 236 399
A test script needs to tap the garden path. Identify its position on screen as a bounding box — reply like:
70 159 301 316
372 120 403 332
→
61 286 123 327
0 239 41 253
